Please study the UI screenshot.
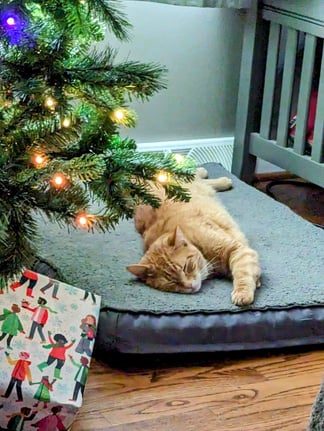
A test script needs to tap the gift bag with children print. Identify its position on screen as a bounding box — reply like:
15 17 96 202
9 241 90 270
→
0 270 101 431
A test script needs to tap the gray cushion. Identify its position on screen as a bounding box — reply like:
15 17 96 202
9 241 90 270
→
37 163 324 355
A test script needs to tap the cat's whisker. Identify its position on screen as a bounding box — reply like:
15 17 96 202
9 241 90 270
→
200 255 224 278
204 256 219 271
200 261 214 279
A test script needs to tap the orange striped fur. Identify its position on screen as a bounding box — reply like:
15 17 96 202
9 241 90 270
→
127 168 261 306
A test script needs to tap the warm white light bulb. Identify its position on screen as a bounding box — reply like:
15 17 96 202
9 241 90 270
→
32 153 48 168
174 153 184 163
157 172 168 184
54 176 63 185
35 155 44 165
76 213 93 228
44 97 56 109
62 118 71 128
114 110 124 120
78 216 87 226
51 173 66 188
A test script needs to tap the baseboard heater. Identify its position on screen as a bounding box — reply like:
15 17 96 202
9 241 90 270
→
136 137 234 172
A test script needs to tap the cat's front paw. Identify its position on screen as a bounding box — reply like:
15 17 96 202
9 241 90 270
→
231 287 255 306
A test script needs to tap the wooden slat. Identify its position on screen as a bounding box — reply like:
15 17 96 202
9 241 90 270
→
263 7 324 39
293 34 317 155
260 22 281 139
311 40 324 162
231 0 268 183
249 133 324 188
264 0 324 20
277 28 298 147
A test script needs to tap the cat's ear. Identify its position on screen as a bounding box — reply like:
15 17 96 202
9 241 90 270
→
168 226 188 248
126 264 155 280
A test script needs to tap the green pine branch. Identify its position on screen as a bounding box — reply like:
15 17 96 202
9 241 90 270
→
0 0 197 279
65 49 168 101
83 0 131 40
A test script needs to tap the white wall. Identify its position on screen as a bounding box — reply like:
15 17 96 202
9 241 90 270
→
100 1 245 143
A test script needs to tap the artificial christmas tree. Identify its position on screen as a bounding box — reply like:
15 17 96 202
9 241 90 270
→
0 0 195 283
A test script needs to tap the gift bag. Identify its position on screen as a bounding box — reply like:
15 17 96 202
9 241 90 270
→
0 270 101 431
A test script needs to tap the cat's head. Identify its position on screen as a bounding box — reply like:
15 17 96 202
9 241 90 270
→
127 227 208 293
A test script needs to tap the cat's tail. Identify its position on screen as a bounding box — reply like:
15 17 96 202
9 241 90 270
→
228 245 261 306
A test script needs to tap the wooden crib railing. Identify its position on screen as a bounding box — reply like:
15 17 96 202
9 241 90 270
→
232 0 324 188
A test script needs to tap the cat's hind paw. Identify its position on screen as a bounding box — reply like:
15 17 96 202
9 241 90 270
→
217 177 232 191
195 167 209 179
209 177 232 191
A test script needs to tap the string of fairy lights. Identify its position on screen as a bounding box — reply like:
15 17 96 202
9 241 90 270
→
30 101 186 228
1 8 188 230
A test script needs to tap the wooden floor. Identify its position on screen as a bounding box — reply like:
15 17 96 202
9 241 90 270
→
73 174 324 431
73 349 324 431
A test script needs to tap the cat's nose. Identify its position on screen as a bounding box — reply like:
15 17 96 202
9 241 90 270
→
184 281 201 293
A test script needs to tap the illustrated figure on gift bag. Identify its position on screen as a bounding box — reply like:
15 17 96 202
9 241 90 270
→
10 270 39 298
2 406 37 431
1 351 33 402
31 375 56 409
31 405 67 431
22 297 57 343
38 332 75 380
75 314 97 356
0 276 6 295
81 289 97 305
68 355 89 402
0 304 25 350
40 278 60 300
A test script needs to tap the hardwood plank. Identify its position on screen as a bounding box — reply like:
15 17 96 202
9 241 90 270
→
73 410 112 431
72 350 324 430
253 174 324 226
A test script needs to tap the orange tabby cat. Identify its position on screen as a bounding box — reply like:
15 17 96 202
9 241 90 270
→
127 168 261 306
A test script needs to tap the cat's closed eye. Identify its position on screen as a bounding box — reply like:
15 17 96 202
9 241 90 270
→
183 260 194 274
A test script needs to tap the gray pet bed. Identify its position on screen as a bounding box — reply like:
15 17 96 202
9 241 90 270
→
36 163 324 355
